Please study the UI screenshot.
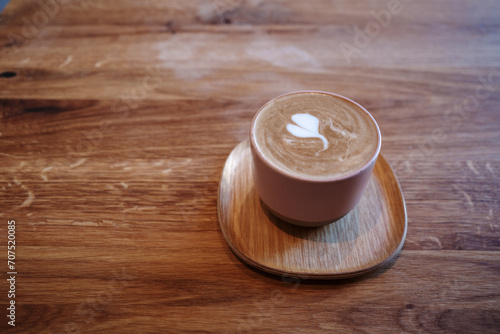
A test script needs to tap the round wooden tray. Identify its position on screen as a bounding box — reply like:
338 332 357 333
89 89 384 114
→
218 140 407 279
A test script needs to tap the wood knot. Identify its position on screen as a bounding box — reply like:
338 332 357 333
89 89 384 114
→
0 71 17 78
166 20 176 34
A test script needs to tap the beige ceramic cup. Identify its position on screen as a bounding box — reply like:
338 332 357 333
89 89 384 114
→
250 91 382 227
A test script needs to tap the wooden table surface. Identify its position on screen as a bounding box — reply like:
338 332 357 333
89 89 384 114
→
1 0 499 333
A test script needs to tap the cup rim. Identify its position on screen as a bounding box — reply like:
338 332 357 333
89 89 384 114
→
250 90 382 183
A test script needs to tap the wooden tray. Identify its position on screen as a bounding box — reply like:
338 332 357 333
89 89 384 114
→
218 140 407 279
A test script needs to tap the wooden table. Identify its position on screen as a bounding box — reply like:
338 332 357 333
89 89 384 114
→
1 0 499 333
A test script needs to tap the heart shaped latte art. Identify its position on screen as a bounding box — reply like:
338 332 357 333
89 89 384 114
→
286 113 328 153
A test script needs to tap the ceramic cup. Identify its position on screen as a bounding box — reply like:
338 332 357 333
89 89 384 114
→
250 91 382 227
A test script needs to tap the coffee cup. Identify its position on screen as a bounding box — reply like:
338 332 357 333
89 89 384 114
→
250 91 382 227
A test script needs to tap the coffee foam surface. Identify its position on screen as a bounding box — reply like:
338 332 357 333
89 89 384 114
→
253 92 379 179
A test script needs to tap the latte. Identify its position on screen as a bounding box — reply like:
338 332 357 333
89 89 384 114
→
252 92 380 179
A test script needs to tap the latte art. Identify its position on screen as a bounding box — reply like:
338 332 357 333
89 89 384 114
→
252 92 380 179
286 113 329 153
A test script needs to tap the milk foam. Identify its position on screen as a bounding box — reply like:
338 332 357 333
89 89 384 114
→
286 113 328 153
253 92 380 179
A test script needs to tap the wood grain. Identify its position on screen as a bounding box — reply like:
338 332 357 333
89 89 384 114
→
0 0 499 333
218 140 407 278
